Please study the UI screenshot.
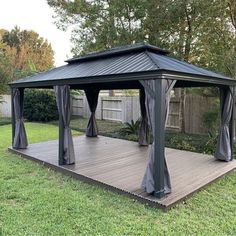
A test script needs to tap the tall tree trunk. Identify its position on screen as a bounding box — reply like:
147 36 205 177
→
107 0 117 97
179 3 193 133
174 88 182 132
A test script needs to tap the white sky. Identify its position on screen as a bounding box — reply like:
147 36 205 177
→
0 0 72 66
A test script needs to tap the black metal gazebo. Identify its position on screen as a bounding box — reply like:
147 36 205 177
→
9 43 236 199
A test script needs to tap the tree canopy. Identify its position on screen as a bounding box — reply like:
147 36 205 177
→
0 27 54 94
48 0 236 78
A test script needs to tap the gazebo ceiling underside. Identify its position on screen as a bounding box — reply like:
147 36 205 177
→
10 43 236 89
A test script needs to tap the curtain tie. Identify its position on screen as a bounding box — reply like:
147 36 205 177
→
16 118 24 122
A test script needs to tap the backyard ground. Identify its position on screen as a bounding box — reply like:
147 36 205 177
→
52 116 234 156
0 121 236 235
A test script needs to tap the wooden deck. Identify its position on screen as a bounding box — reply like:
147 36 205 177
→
9 135 236 209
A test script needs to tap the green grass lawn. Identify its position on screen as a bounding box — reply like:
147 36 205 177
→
0 123 236 235
0 117 11 126
50 116 124 135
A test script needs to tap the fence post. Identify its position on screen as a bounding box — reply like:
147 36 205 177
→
96 96 102 119
101 97 103 120
121 97 125 123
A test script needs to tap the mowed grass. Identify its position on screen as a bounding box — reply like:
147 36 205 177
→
0 123 236 235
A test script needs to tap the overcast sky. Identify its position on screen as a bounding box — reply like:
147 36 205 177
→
0 0 72 66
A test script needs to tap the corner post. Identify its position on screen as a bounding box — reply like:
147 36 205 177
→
58 89 65 165
11 87 15 146
229 86 235 160
153 79 166 198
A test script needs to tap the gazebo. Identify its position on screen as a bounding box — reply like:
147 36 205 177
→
9 43 236 208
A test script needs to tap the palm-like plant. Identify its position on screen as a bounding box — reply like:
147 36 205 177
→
119 119 141 135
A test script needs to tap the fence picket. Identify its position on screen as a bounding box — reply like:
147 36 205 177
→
71 95 220 135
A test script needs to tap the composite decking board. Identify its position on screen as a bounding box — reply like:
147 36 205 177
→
9 135 236 209
76 150 144 167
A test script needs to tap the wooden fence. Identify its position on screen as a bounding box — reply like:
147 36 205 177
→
0 95 11 117
0 93 230 135
72 95 219 135
72 96 141 123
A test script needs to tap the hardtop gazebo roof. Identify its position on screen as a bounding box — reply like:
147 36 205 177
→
9 42 236 205
9 42 235 88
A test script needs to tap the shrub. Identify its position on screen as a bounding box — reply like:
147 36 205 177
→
202 110 219 137
201 102 220 154
0 117 11 126
203 135 218 154
202 98 219 136
119 119 141 135
24 89 58 122
165 133 197 152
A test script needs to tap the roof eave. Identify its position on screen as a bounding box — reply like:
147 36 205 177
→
9 70 163 88
9 69 236 89
161 70 235 86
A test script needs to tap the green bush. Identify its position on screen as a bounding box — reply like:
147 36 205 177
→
202 110 219 137
165 133 198 152
24 89 58 122
119 119 141 136
117 126 218 155
0 117 11 126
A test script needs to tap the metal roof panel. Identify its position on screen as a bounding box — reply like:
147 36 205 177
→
66 42 169 63
148 52 229 80
12 52 157 84
10 43 234 87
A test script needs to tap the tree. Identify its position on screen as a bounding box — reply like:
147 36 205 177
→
48 0 148 54
48 0 235 75
198 0 236 78
48 0 236 132
0 27 54 94
0 39 14 94
2 26 54 74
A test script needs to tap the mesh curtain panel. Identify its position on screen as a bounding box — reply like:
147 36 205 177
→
85 89 100 137
138 88 149 146
54 85 75 165
215 87 234 161
12 88 28 149
140 79 176 194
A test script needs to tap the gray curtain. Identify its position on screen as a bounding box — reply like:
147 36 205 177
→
85 88 100 137
54 85 75 164
215 87 234 162
139 88 149 146
141 79 176 194
13 88 28 149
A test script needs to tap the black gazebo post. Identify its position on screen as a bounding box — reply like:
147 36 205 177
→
11 87 15 146
11 87 28 149
229 87 235 160
55 85 75 166
153 79 166 198
57 89 65 165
